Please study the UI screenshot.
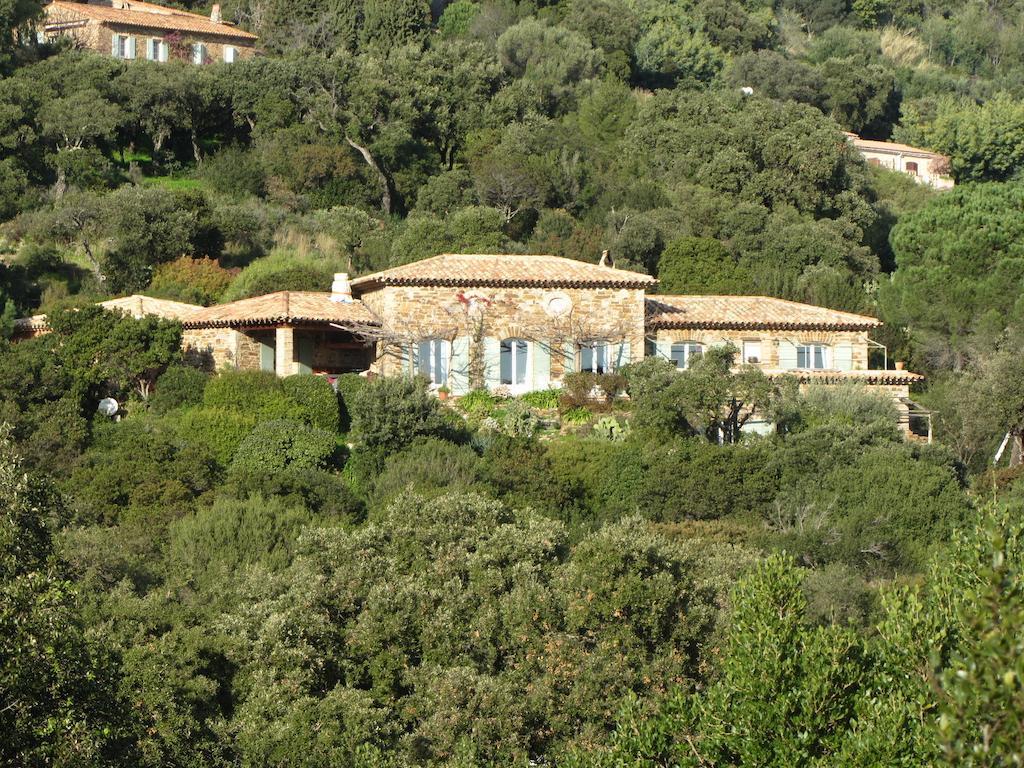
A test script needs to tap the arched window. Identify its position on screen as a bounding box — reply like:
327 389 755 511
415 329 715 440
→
905 161 919 175
579 340 611 373
500 338 529 386
670 341 703 370
416 338 450 386
796 343 829 370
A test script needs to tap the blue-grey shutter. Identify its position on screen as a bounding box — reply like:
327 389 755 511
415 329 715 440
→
259 340 275 372
531 340 550 390
834 344 853 371
126 36 136 59
483 336 501 389
111 34 120 57
450 336 471 395
297 336 314 374
778 341 798 370
655 339 672 360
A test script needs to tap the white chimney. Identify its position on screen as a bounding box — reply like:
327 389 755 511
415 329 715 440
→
330 273 353 303
210 3 222 22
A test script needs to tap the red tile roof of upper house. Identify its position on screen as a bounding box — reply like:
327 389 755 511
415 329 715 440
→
843 131 946 159
350 253 657 291
646 295 881 331
182 292 380 329
47 1 258 40
12 294 201 336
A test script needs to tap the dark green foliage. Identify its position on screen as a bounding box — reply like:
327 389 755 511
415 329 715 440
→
230 419 337 474
224 492 714 764
658 235 750 294
282 374 340 432
65 418 221 525
350 375 453 454
334 372 365 433
370 437 483 505
174 407 257 465
0 431 135 766
218 468 364 524
168 494 316 588
149 364 209 415
221 250 342 302
202 370 304 421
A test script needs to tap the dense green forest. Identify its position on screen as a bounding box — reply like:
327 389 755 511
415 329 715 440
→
3 0 1024 765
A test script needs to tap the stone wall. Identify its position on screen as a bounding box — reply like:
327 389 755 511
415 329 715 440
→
359 284 647 380
181 327 238 371
652 328 871 370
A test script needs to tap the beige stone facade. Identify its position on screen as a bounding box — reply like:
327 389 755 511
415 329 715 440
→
358 283 647 392
649 328 871 371
44 3 257 63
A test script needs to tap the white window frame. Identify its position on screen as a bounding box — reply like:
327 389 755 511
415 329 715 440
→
796 344 830 370
415 338 451 388
579 340 612 374
742 340 762 365
113 33 129 59
192 42 206 65
499 338 530 392
223 45 237 63
148 38 168 62
670 341 703 370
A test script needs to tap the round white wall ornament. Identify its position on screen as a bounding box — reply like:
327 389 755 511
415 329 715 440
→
544 292 572 317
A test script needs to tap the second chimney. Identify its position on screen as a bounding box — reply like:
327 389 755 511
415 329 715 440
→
330 273 353 303
210 3 222 22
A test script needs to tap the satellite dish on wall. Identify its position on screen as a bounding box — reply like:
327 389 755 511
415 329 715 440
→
97 398 119 417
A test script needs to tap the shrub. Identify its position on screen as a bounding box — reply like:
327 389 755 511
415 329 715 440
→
219 468 364 525
334 373 365 433
149 364 209 415
203 370 303 420
500 399 537 438
350 376 453 455
197 145 266 198
479 435 573 518
370 438 483 505
221 249 343 302
168 493 312 588
519 389 560 410
231 419 337 475
457 388 499 418
561 406 593 425
561 372 598 409
148 256 235 306
175 407 258 466
282 374 340 432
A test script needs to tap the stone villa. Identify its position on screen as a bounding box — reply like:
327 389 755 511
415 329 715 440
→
42 0 257 63
13 253 929 437
844 132 954 189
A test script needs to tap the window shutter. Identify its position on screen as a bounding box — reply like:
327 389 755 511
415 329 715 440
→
126 36 136 59
160 41 168 62
655 339 672 360
483 336 501 389
259 340 275 372
297 336 314 374
834 344 853 371
111 35 120 57
563 340 577 376
778 341 797 370
613 340 631 370
531 340 550 390
450 336 471 395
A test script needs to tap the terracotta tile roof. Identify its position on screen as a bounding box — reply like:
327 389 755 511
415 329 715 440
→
646 295 881 331
100 294 202 321
844 131 946 159
765 369 925 385
183 292 380 329
350 253 657 291
47 1 258 40
11 294 201 336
